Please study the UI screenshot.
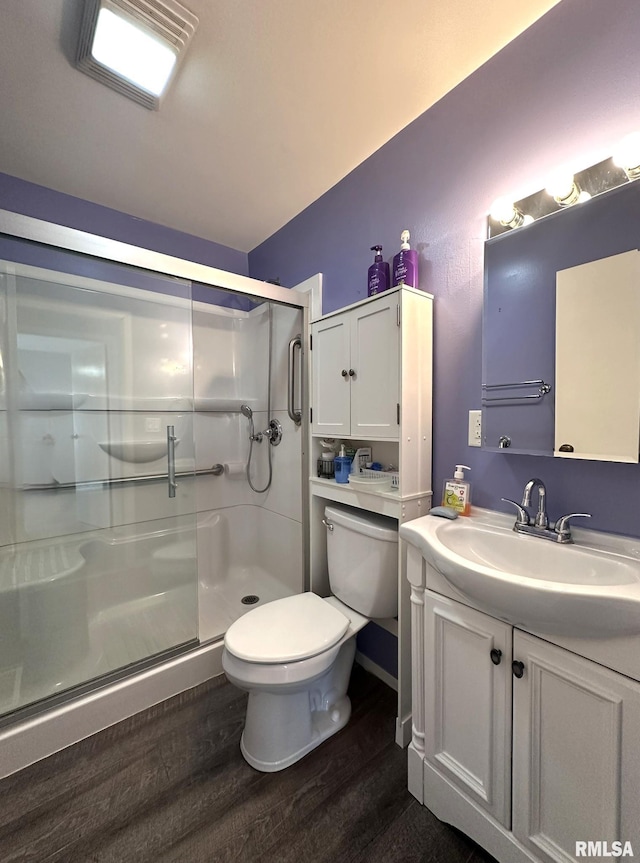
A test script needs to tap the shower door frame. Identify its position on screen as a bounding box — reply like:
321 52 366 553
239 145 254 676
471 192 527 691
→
0 208 310 777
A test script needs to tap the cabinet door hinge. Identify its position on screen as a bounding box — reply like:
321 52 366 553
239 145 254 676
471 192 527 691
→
310 407 313 423
397 403 400 425
310 334 313 350
397 304 401 327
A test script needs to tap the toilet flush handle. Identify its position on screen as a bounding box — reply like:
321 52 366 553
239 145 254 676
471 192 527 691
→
322 518 334 532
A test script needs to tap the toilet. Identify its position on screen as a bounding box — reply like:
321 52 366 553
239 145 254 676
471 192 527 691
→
222 503 398 772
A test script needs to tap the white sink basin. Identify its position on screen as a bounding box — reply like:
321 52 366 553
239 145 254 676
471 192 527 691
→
400 509 640 637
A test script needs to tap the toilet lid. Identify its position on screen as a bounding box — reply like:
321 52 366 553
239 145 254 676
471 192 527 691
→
225 592 350 663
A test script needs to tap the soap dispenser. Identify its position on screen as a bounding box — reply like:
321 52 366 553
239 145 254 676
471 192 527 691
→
368 245 390 296
392 230 418 288
442 465 471 516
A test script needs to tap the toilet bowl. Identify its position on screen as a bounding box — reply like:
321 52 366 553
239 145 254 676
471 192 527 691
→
223 504 398 772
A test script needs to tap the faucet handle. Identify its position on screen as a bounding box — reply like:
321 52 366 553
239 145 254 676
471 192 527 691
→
501 498 529 526
554 513 591 541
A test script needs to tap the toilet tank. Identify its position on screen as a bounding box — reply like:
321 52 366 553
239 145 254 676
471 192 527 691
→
324 504 398 618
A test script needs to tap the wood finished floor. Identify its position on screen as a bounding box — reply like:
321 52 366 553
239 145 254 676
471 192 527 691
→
0 666 497 863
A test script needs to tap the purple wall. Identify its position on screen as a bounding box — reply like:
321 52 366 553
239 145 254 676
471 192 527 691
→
249 0 640 537
0 172 249 276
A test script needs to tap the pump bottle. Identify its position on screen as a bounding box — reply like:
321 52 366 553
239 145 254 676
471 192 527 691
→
368 245 390 296
442 465 471 516
392 230 418 288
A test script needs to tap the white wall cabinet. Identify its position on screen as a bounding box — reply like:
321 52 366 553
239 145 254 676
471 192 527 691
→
311 292 400 439
409 573 640 863
309 286 433 747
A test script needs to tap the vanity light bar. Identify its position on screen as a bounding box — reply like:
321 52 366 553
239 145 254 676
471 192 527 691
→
488 131 640 238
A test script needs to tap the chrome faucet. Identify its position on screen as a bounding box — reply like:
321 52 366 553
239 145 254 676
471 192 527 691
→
522 478 548 528
502 478 591 543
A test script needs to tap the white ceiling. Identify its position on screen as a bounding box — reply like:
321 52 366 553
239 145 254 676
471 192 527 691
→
0 0 561 253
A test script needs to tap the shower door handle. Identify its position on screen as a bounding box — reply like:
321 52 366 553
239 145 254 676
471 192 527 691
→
167 425 177 498
288 334 302 426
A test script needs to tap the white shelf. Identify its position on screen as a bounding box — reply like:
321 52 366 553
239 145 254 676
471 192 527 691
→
311 475 399 500
310 477 432 521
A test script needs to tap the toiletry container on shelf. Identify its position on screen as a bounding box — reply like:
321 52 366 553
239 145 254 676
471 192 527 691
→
368 245 390 296
392 230 419 288
222 503 397 772
334 445 351 483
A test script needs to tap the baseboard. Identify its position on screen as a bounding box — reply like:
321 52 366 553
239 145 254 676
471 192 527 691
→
355 651 398 691
395 712 412 748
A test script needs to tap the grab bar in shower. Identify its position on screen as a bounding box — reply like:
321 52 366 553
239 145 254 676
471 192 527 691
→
288 334 302 425
25 465 227 492
167 425 177 497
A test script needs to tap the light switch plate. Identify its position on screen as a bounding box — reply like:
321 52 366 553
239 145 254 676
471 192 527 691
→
468 410 482 447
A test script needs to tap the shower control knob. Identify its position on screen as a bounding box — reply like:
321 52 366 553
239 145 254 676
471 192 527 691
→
341 369 348 377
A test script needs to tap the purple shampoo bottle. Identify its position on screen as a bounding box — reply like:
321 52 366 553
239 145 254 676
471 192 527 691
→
368 245 390 296
392 230 418 288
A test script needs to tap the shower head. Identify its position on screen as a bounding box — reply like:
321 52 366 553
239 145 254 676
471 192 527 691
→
240 404 253 419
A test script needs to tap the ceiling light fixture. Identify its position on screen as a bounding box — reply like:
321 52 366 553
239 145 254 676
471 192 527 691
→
76 0 198 109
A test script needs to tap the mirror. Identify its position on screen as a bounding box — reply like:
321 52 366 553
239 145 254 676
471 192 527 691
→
482 179 640 461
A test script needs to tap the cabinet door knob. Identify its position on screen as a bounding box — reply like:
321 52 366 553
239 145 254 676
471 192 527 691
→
490 648 502 665
341 369 348 377
512 660 525 679
348 368 355 377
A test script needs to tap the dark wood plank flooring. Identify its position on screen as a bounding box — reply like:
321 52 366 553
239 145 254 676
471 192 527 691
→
0 665 497 863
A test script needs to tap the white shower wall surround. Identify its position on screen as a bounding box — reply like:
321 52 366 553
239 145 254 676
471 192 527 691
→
0 265 303 545
0 227 307 758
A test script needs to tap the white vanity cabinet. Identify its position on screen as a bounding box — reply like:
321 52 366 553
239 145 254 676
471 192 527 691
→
512 631 640 863
409 571 640 863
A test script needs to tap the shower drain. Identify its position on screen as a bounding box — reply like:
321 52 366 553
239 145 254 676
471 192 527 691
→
241 595 260 605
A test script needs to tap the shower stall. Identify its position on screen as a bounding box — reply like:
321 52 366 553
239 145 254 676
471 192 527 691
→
0 212 308 776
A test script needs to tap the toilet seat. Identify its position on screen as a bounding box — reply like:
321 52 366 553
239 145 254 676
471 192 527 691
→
224 592 350 663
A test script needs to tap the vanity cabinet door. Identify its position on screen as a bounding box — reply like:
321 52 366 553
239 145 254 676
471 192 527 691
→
512 631 640 863
424 591 513 826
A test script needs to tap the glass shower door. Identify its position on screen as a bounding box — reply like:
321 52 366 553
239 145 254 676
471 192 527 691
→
0 243 198 718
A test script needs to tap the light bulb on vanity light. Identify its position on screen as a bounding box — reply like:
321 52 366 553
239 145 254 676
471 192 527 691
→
612 132 640 180
490 197 532 229
545 171 584 207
